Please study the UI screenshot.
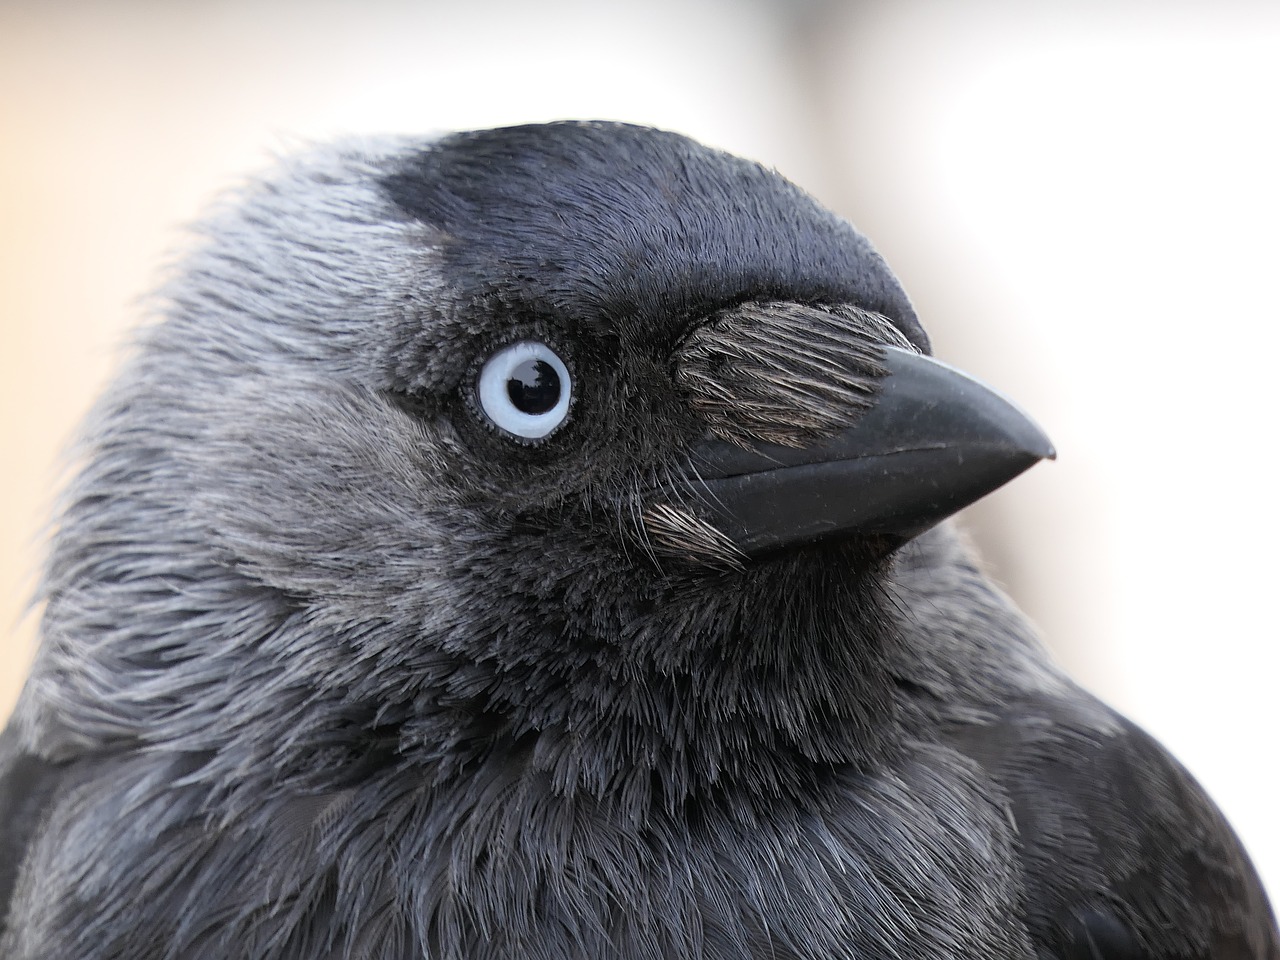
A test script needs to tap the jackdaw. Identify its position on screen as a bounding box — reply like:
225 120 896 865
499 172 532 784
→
1 121 1275 959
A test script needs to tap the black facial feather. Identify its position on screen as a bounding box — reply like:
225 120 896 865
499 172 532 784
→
0 122 1274 960
381 121 930 355
676 301 911 449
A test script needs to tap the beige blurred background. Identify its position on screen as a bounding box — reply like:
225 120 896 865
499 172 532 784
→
3 0 1277 893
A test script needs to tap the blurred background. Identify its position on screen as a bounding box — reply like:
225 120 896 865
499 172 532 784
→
2 0 1277 894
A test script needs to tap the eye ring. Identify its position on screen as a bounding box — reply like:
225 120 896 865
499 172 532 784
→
476 340 573 440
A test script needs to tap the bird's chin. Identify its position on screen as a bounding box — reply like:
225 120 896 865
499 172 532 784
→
755 536 901 577
640 499 901 574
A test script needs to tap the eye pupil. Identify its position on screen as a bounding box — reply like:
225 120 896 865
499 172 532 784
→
506 358 561 414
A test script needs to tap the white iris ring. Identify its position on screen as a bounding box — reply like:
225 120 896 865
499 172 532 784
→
477 341 572 439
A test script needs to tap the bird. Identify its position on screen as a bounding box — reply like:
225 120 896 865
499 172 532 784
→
0 120 1274 959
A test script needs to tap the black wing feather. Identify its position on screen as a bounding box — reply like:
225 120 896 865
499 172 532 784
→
0 724 66 937
942 697 1279 960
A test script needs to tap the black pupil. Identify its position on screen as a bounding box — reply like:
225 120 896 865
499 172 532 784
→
506 358 561 415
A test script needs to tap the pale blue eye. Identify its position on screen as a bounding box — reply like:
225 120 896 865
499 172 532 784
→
477 341 572 439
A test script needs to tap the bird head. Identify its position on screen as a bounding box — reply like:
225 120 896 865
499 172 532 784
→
35 122 1051 806
375 123 1050 570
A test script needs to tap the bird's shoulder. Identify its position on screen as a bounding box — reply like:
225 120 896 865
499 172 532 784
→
0 721 67 943
935 692 1279 960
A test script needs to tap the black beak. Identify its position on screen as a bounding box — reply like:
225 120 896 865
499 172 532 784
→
678 346 1055 557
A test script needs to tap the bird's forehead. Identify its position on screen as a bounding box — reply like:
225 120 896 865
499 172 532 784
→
381 122 928 352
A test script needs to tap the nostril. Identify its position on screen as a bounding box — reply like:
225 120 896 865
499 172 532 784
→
673 300 907 449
